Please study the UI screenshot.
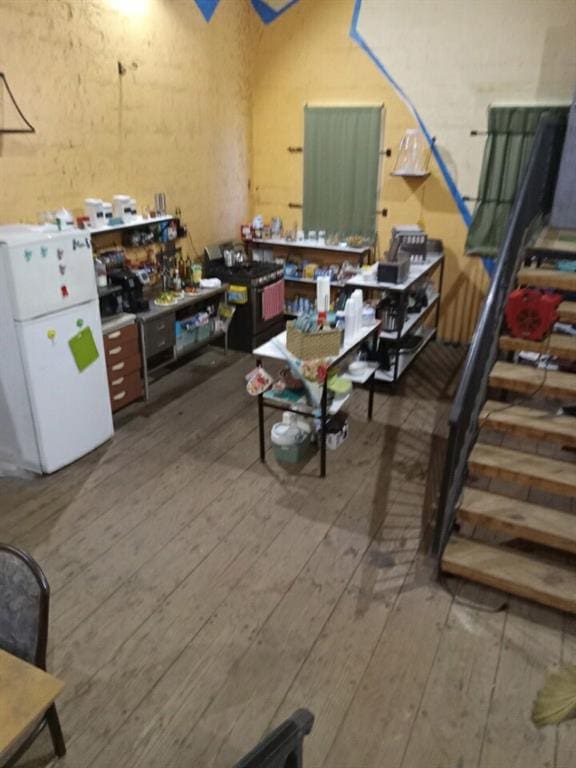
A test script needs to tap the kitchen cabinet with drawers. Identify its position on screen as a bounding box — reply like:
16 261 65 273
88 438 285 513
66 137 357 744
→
101 316 143 412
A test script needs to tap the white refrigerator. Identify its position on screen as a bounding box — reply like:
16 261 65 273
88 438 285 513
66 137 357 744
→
0 225 113 475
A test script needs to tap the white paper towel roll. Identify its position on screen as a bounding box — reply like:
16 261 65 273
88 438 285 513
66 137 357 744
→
316 275 331 315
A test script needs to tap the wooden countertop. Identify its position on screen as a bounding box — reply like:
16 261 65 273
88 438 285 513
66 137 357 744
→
0 649 64 759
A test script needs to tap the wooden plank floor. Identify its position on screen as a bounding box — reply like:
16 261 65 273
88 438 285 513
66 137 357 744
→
1 343 574 768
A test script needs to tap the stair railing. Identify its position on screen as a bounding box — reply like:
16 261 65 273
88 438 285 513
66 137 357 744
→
432 114 567 558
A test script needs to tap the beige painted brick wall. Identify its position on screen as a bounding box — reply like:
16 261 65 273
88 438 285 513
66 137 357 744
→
0 0 257 250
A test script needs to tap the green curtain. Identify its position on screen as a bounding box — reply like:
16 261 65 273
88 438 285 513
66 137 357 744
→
466 105 569 258
303 106 382 239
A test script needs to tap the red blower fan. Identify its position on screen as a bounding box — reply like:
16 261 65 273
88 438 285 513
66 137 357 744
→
505 289 562 341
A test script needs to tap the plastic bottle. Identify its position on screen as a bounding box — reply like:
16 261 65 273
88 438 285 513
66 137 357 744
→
94 256 107 288
344 298 356 345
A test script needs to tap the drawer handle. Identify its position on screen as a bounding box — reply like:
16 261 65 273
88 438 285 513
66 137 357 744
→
111 361 125 371
109 345 122 355
108 330 121 339
111 376 125 386
113 390 126 401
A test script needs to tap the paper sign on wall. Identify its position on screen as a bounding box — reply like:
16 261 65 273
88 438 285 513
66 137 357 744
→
68 327 99 372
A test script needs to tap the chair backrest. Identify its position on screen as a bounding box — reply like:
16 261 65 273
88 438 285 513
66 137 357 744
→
0 543 49 668
233 709 314 768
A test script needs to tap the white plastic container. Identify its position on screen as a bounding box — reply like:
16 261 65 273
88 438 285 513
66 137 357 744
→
112 195 131 222
271 422 311 464
362 305 376 326
316 275 330 315
84 198 104 228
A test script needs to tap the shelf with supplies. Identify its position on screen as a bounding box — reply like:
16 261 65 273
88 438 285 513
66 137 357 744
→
350 249 445 384
88 215 176 237
251 237 373 257
347 252 443 292
284 276 348 288
375 328 436 382
379 293 439 339
253 321 381 477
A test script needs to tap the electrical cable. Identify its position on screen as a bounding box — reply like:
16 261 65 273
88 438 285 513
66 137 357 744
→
187 231 202 260
477 328 555 431
0 73 35 133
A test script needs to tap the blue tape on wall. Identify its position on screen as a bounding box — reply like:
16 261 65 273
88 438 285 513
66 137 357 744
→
350 0 471 228
251 0 300 25
194 0 220 22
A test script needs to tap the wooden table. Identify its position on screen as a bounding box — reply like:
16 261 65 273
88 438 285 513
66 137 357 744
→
0 649 64 761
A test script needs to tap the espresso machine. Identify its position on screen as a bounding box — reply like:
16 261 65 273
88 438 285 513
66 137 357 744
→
108 267 150 313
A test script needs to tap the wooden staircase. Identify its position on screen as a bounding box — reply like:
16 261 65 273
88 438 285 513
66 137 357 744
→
441 268 576 614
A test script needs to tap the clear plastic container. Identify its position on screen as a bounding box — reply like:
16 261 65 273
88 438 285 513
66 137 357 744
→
94 256 107 288
394 128 427 175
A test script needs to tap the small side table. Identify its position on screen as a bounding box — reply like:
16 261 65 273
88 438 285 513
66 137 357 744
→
253 322 381 477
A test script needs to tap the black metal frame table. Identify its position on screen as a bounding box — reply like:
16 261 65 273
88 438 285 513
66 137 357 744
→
253 321 381 477
136 285 229 400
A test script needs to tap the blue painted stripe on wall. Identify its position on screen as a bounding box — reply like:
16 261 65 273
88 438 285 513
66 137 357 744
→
194 0 220 22
349 0 472 228
251 0 300 25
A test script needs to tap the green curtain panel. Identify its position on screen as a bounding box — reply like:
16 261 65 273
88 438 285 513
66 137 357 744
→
466 105 569 258
303 106 382 239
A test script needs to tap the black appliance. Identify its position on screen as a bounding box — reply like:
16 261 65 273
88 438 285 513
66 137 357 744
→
108 268 150 313
98 284 123 318
377 254 410 284
204 241 285 352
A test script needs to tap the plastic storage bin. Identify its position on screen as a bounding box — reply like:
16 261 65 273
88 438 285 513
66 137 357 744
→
271 422 312 464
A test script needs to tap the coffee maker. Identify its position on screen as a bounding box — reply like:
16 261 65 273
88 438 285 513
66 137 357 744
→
108 268 150 313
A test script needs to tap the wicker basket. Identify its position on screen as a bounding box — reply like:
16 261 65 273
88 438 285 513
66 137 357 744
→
286 321 342 359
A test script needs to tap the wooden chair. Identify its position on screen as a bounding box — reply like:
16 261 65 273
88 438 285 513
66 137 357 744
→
233 709 314 768
0 543 66 766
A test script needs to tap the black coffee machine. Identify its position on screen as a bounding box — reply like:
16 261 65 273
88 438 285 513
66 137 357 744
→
108 268 150 313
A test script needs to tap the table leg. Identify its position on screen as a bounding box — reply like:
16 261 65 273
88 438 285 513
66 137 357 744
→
139 322 150 402
368 370 375 421
368 325 378 421
258 392 265 462
320 380 328 478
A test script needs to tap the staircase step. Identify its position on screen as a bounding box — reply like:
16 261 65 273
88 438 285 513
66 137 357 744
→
442 536 576 613
500 333 576 361
558 300 576 323
489 361 576 399
459 488 576 555
517 267 576 292
469 443 576 497
481 400 576 446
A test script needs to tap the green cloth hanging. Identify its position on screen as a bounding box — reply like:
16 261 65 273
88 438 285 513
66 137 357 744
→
466 105 569 258
303 106 382 240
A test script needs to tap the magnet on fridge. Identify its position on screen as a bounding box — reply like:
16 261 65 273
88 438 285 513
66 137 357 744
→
61 285 69 298
41 246 48 258
24 250 32 262
47 329 56 342
59 264 66 275
57 249 64 260
76 319 84 328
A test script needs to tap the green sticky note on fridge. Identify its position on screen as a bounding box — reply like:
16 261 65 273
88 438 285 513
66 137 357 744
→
68 327 99 372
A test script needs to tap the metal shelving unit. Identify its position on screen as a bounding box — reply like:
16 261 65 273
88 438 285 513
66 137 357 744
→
350 252 445 384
